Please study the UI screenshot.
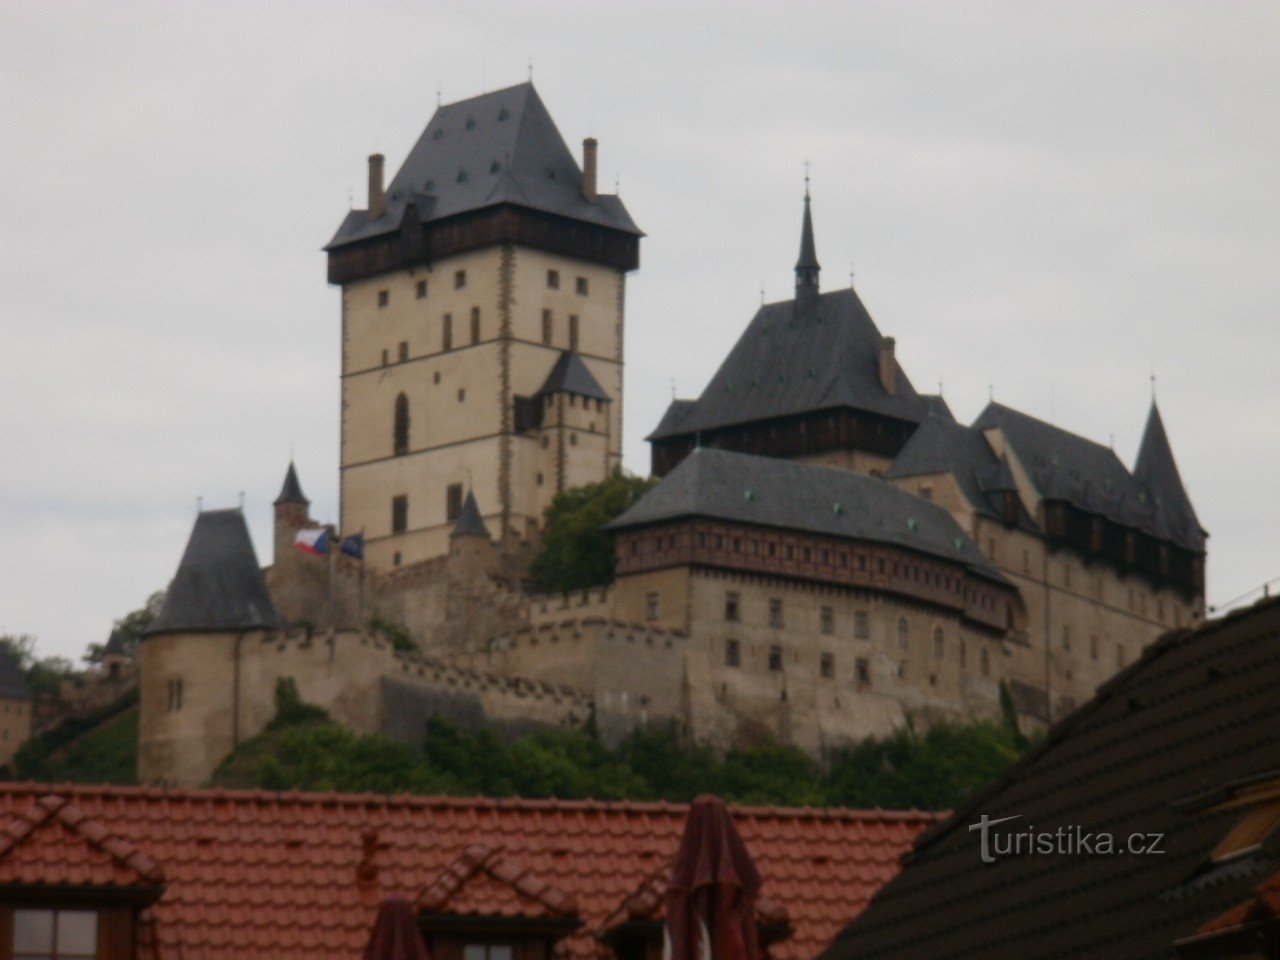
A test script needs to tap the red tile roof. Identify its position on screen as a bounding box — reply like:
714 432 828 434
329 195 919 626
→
1196 866 1280 935
0 784 937 960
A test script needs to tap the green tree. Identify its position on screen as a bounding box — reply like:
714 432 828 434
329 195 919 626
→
527 471 657 593
82 591 165 664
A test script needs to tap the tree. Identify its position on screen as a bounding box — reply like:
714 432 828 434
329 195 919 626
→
0 634 74 698
527 471 657 593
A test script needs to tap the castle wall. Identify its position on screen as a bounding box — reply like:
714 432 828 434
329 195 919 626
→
0 697 32 768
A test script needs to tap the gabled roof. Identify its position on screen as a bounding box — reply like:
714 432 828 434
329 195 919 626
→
0 784 937 960
534 350 611 402
1134 401 1204 550
822 595 1280 960
417 843 577 918
610 449 1007 583
647 289 929 441
0 644 31 701
327 83 640 251
274 460 309 506
450 491 492 540
147 509 285 634
973 401 1205 551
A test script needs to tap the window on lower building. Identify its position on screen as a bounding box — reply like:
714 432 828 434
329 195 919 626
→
768 599 783 628
13 908 98 960
724 592 740 622
470 307 481 344
391 495 408 533
464 945 514 960
932 627 944 659
725 639 740 667
820 652 834 678
547 269 560 290
166 678 183 712
576 276 588 295
767 644 783 672
645 592 660 621
393 393 410 455
416 279 427 299
381 348 389 366
855 657 871 686
454 269 466 289
568 315 580 351
442 313 453 351
445 484 463 522
980 648 990 676
820 606 834 635
377 289 389 307
854 611 870 639
398 341 409 363
541 309 553 345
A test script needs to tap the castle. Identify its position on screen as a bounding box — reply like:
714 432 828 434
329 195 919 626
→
138 83 1206 786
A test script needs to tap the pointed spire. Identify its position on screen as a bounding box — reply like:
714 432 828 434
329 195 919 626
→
794 177 820 306
450 491 492 539
1134 401 1203 547
274 461 309 506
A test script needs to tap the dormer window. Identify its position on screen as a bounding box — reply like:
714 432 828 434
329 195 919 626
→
13 908 98 959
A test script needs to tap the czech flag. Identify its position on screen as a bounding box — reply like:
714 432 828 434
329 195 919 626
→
340 533 365 559
294 528 329 555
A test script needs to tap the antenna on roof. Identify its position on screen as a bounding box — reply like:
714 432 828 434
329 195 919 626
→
988 383 994 402
528 57 533 82
760 281 766 305
671 378 677 400
1150 370 1157 402
347 187 353 210
615 173 621 193
239 491 245 511
938 378 944 397
196 495 203 514
849 262 854 288
436 82 442 108
803 159 811 198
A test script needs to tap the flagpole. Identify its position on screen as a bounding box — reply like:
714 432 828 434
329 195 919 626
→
327 526 335 631
359 532 366 627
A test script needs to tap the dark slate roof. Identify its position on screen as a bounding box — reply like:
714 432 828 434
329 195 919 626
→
885 415 1035 531
796 192 819 273
1134 402 1204 551
920 394 955 421
973 402 1205 551
326 83 640 251
273 461 309 506
647 288 930 440
102 629 127 657
821 595 1280 960
650 399 697 438
147 509 285 634
0 646 31 701
609 448 1006 583
534 351 610 402
450 491 492 539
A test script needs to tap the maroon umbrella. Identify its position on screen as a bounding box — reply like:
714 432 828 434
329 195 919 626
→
363 895 432 960
665 794 764 960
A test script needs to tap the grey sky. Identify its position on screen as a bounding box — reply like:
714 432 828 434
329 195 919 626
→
3 1 1277 662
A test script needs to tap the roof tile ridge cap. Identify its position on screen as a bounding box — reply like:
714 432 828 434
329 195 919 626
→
0 795 65 858
496 853 578 916
417 843 492 911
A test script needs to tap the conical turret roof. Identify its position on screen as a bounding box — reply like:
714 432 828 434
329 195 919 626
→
274 461 309 506
1134 402 1204 549
450 491 492 539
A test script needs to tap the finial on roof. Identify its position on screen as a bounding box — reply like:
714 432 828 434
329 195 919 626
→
528 57 533 82
988 384 994 402
794 176 820 308
1151 371 1157 402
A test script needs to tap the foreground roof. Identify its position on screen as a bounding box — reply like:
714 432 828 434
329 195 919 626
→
647 288 929 441
147 509 285 634
327 83 639 251
610 449 1006 582
823 595 1280 960
0 784 937 960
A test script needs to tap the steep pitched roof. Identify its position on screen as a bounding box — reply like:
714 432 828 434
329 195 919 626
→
647 289 929 441
0 644 31 700
534 350 610 402
274 460 309 506
610 449 1006 583
1134 401 1204 550
822 595 1280 960
102 629 128 657
327 83 640 251
417 843 577 918
974 401 1205 551
450 491 492 539
0 785 937 960
147 509 285 634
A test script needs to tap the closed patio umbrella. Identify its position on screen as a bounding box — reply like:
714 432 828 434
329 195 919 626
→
364 895 431 960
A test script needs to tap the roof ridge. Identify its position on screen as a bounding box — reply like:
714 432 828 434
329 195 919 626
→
0 794 164 884
417 841 577 916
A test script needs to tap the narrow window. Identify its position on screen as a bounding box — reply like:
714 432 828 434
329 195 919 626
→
398 341 409 362
166 678 184 712
377 289 389 307
933 626 944 659
442 313 453 351
576 276 589 295
725 639 740 667
569 314 580 351
897 617 909 650
854 611 870 639
416 279 427 299
470 306 481 344
547 269 560 289
980 648 990 676
457 388 466 402
820 652 835 678
820 606 834 635
768 599 783 628
454 270 466 289
724 592 740 622
381 348 389 366
1062 624 1072 650
645 591 661 621
855 657 871 686
542 309 553 345
393 393 410 455
446 484 463 522
391 495 408 533
768 644 783 672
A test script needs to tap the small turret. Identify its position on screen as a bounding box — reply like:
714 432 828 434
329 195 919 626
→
794 182 821 312
273 461 312 564
448 491 497 579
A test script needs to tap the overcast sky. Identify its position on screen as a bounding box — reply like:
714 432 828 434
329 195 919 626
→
3 1 1278 662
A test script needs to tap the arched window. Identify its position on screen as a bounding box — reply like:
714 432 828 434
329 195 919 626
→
897 618 909 650
393 393 410 455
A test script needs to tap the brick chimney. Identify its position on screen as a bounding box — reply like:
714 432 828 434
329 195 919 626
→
581 138 598 202
878 336 897 395
367 153 385 220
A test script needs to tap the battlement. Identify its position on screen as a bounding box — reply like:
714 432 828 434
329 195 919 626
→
524 585 616 626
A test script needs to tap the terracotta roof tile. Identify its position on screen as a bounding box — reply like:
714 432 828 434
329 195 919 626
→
0 785 936 960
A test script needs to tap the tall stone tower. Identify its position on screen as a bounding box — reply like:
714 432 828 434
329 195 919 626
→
325 83 642 570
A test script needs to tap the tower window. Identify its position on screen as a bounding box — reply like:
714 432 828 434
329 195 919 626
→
981 648 991 676
381 348 389 366
416 279 427 299
166 678 183 712
820 606 834 635
855 658 871 686
820 652 835 678
576 276 589 295
393 393 409 455
377 289 389 308
457 388 465 402
767 644 783 672
547 269 560 289
454 270 466 289
569 315 580 351
854 611 870 639
725 639 740 668
470 306 481 344
446 484 463 522
933 626 944 659
724 592 740 622
398 341 409 363
542 309 553 345
768 599 783 628
391 495 408 533
442 314 453 351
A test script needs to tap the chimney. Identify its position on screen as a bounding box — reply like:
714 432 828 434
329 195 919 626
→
367 153 385 220
581 138 598 202
878 336 897 395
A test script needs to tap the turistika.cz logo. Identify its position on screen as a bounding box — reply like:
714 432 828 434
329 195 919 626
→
968 814 1166 864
